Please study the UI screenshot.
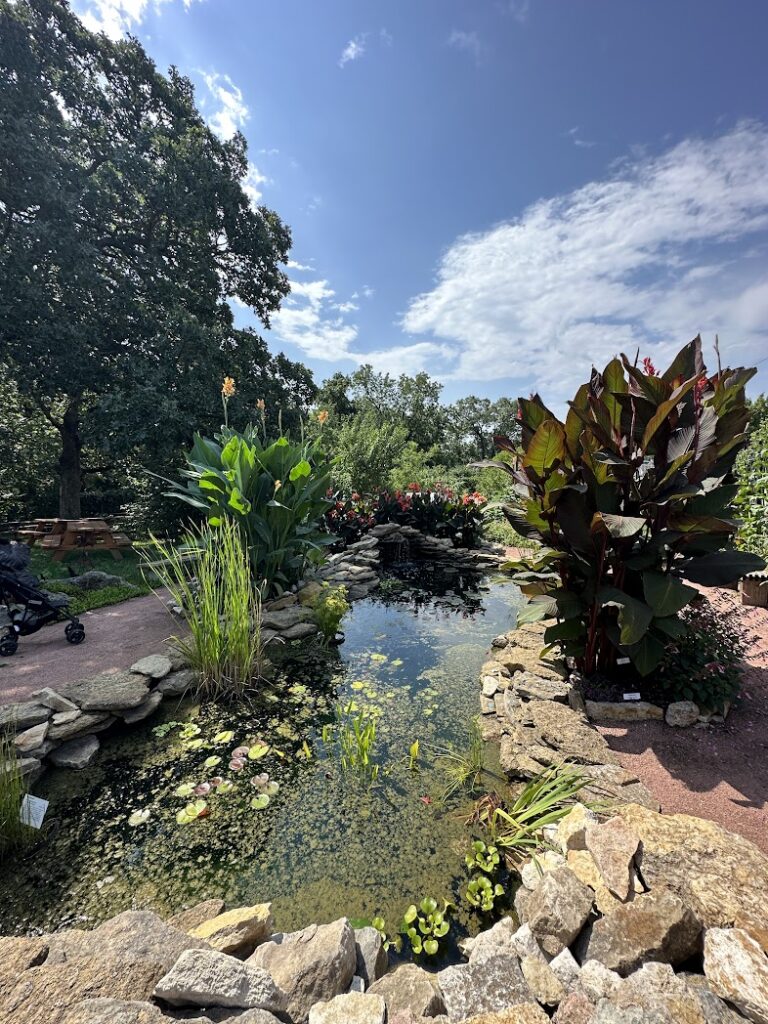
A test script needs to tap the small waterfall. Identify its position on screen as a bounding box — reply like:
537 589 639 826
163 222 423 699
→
380 534 410 565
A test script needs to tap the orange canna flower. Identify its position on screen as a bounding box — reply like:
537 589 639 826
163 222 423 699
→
221 376 236 398
256 398 266 411
317 409 329 424
274 479 282 492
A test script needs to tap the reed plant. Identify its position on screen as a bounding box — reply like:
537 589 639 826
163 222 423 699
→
0 730 29 855
323 706 379 781
433 716 486 802
145 518 263 700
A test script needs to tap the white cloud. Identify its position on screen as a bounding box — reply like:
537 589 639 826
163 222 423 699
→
335 301 359 314
401 122 768 405
73 0 200 39
287 259 313 272
339 34 367 68
448 30 484 64
505 0 530 24
201 72 249 139
242 161 268 207
566 126 595 149
273 279 359 361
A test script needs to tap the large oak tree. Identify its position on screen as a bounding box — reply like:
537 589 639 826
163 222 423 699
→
0 0 303 517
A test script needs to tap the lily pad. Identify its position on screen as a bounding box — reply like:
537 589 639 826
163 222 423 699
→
176 799 208 825
248 743 270 760
214 730 234 744
250 793 270 810
174 783 195 798
186 738 204 750
204 756 222 769
128 809 151 827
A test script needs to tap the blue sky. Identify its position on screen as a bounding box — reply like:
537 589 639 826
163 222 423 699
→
73 0 768 406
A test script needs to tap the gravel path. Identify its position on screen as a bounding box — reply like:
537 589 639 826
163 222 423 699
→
0 593 180 705
597 588 768 854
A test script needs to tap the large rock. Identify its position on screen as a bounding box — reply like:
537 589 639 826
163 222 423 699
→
154 948 286 1012
584 700 663 722
549 948 581 993
48 734 100 769
189 903 273 956
14 721 49 753
32 688 78 713
575 960 620 1002
308 991 386 1024
552 992 595 1023
249 917 356 1023
157 668 199 697
261 605 315 631
520 956 566 1006
368 964 445 1017
665 700 700 727
468 918 520 964
579 890 701 975
0 936 48 999
168 899 227 933
566 850 630 916
609 961 747 1023
734 909 768 954
0 701 51 730
556 804 598 853
130 655 171 679
47 712 111 742
615 803 768 928
437 952 533 1020
354 927 388 985
584 817 639 901
58 672 150 712
121 691 162 725
526 867 594 957
521 850 566 890
61 1000 167 1023
512 672 571 704
460 1009 549 1024
704 927 768 1024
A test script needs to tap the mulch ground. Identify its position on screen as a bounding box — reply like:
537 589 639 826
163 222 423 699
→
0 593 179 705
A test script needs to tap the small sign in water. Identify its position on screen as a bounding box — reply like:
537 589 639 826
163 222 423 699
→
616 657 631 665
623 692 642 701
20 794 48 829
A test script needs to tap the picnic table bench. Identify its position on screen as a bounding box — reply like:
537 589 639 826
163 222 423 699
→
17 518 133 562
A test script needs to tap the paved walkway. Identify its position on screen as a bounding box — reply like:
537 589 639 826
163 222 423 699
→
0 593 180 705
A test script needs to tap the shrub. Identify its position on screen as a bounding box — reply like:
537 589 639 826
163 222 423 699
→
735 417 768 559
657 599 745 711
167 426 333 596
486 337 764 678
312 584 350 642
145 519 263 701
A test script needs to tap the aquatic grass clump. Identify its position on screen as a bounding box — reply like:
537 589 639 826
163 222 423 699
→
145 518 263 700
484 763 590 866
322 705 379 781
432 716 486 802
0 731 30 855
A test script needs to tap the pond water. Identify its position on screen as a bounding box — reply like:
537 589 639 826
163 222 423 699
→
1 562 522 956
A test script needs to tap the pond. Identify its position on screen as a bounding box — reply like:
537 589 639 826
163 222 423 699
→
1 562 522 958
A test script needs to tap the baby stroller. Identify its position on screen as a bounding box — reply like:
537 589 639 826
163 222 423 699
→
0 539 85 656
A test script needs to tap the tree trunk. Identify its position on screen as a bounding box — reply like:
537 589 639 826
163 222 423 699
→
58 400 82 518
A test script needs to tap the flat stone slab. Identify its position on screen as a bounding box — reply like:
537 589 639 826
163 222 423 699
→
58 671 150 712
121 691 163 724
49 734 100 769
585 700 664 722
31 688 79 713
130 655 171 679
0 702 51 731
157 668 198 697
48 712 112 742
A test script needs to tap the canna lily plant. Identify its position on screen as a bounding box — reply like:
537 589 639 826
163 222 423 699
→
478 337 765 678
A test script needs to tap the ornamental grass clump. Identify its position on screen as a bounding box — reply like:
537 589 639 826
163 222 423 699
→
0 730 29 855
145 518 263 700
480 336 765 679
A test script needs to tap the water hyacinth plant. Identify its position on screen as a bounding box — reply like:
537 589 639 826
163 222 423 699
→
465 874 504 913
479 337 765 678
145 518 263 700
399 897 452 956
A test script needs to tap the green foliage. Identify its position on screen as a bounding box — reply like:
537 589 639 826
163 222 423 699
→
0 731 30 855
483 764 589 866
167 427 333 596
332 410 409 495
442 395 520 464
465 875 504 912
322 705 379 781
735 417 768 559
399 897 452 956
0 372 59 522
46 582 147 616
389 441 449 493
312 585 350 642
657 599 745 711
0 0 304 517
465 839 501 874
488 338 764 677
144 519 263 700
433 716 486 802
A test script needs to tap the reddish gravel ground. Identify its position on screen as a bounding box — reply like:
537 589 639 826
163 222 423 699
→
0 593 179 705
597 587 768 855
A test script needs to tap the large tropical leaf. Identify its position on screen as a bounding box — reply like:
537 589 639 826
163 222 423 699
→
678 550 766 586
597 587 653 645
523 420 567 478
642 571 697 617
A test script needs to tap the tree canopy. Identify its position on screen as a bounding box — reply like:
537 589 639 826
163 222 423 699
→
0 0 308 516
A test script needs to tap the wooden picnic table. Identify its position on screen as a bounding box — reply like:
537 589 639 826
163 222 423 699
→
18 518 133 562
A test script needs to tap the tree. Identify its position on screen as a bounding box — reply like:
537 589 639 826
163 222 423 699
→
443 396 520 463
0 0 295 517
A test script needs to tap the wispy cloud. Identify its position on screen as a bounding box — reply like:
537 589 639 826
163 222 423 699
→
505 0 530 24
338 34 367 68
566 126 596 149
200 71 249 139
448 30 484 64
401 122 768 404
72 0 201 39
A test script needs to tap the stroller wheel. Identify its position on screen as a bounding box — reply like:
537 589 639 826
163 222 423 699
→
65 622 86 646
0 632 18 657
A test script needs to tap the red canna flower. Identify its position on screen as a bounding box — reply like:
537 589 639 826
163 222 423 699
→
642 356 657 377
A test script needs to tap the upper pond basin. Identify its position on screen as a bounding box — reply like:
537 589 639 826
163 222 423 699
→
1 562 522 951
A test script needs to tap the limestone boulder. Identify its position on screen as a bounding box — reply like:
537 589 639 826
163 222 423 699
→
32 688 79 713
58 672 150 712
14 721 49 753
437 952 533 1020
189 903 273 957
460 1008 549 1024
665 700 700 727
584 817 639 901
353 927 388 986
467 918 519 964
249 917 356 1023
549 947 581 993
575 960 621 1002
704 927 768 1024
584 700 663 722
615 803 768 928
368 964 445 1017
521 850 566 890
61 999 168 1023
610 961 747 1023
566 850 632 916
49 734 100 769
168 899 227 933
579 890 701 975
551 992 595 1023
555 804 598 853
520 956 566 1006
526 867 594 957
308 991 386 1024
0 936 48 999
153 948 286 1012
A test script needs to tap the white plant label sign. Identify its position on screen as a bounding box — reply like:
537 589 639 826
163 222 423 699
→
20 794 48 829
